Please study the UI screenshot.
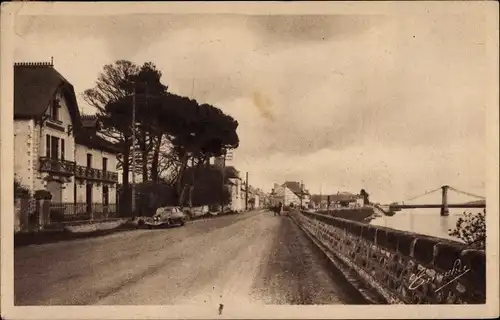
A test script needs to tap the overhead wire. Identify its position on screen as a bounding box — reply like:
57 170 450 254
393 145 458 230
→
448 186 486 200
401 187 442 203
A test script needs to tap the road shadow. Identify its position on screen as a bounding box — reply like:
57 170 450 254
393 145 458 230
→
14 223 138 248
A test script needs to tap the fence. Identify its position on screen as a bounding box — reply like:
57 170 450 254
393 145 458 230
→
290 210 486 304
14 198 119 232
49 202 118 222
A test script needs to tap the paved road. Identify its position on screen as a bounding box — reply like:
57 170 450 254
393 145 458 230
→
15 210 365 306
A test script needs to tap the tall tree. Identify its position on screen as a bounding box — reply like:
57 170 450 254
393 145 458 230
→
153 96 239 208
84 60 239 214
180 103 239 208
83 60 140 214
131 62 169 183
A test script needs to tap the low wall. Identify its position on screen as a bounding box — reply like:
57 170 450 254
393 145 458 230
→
14 198 119 233
292 210 485 304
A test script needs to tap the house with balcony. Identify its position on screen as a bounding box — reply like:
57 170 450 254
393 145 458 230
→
13 61 119 217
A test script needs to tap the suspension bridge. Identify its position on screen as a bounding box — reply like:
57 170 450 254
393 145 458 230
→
385 185 486 216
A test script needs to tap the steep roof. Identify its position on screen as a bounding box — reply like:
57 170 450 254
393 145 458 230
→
13 62 82 129
81 114 101 129
75 130 121 154
282 181 308 197
14 62 120 154
225 166 240 179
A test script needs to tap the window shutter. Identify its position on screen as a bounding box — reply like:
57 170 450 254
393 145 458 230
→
61 139 65 161
46 135 50 158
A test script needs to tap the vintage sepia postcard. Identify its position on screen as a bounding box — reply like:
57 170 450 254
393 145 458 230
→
1 1 499 319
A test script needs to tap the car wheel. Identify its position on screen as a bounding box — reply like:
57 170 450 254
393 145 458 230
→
147 225 152 230
180 220 185 227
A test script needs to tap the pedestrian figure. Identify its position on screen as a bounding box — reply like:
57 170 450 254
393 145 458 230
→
278 202 283 216
272 204 279 216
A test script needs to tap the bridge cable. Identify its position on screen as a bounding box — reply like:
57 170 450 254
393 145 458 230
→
402 187 442 203
448 186 486 200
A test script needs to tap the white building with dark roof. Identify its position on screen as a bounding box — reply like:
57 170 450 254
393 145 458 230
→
13 61 120 215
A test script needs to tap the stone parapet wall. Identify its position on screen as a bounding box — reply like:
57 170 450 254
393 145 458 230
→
292 210 485 304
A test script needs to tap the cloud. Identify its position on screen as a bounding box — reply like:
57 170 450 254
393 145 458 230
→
13 13 492 198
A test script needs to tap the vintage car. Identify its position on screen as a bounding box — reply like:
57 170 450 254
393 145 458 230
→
141 206 187 229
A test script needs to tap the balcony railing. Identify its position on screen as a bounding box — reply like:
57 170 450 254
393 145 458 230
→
75 165 118 183
38 157 118 183
39 157 75 176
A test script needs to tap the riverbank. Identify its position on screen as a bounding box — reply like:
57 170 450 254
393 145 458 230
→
315 207 376 223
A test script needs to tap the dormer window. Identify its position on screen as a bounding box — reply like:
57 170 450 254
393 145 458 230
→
49 98 60 122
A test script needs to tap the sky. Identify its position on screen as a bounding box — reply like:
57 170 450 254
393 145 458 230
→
13 10 494 204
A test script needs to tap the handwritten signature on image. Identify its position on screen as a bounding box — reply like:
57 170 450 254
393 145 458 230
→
408 259 470 293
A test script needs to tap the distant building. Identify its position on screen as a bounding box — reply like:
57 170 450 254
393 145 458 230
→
227 177 244 212
328 192 364 208
270 181 310 207
281 181 310 207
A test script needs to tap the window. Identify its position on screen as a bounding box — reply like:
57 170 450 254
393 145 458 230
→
61 139 65 161
50 99 60 121
87 153 92 168
103 186 109 205
50 137 59 160
102 157 108 172
45 135 65 161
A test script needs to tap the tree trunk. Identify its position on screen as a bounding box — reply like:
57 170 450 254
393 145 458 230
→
140 127 148 182
150 133 162 182
178 184 188 209
176 152 189 206
188 185 194 209
187 156 196 209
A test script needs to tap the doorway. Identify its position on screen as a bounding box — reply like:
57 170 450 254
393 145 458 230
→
103 186 109 214
86 183 93 214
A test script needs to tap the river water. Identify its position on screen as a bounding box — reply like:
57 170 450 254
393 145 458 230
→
369 208 484 243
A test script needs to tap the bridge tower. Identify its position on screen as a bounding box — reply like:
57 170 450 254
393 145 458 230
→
440 185 449 216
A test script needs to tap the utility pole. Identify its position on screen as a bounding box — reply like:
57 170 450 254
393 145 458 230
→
245 172 249 211
131 84 136 215
220 151 226 213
